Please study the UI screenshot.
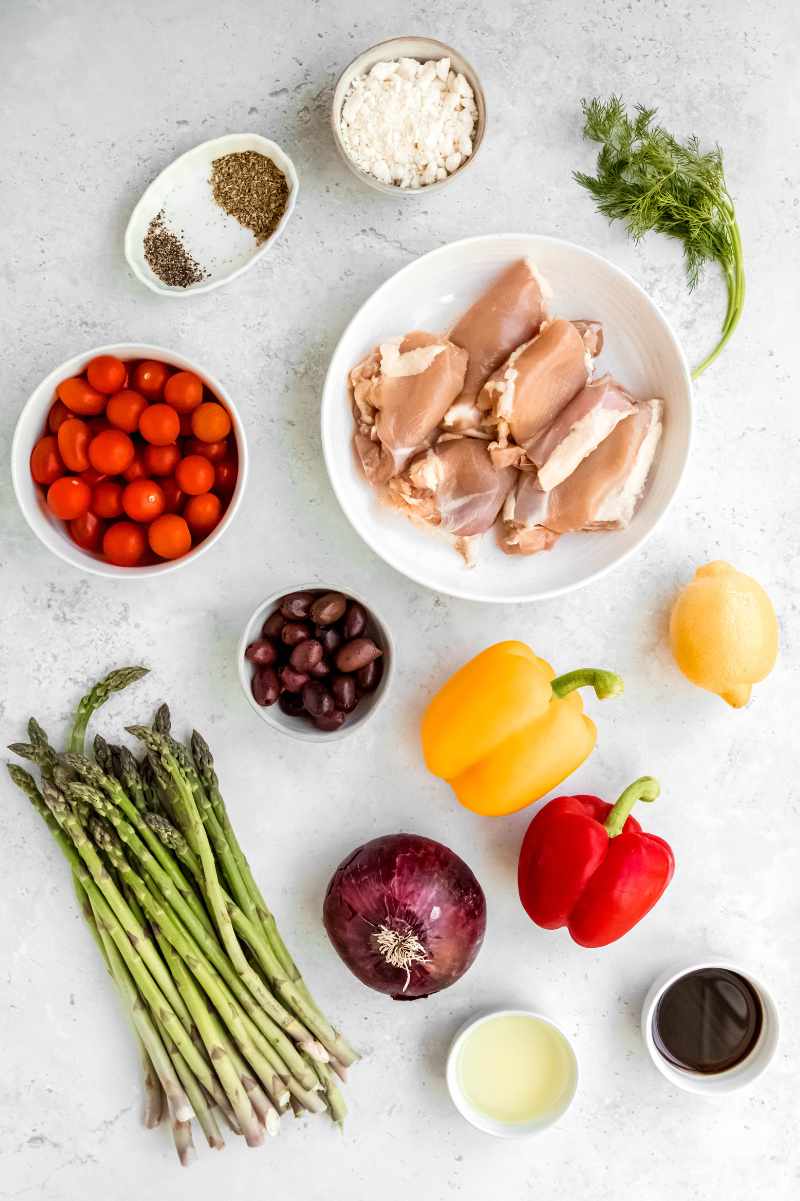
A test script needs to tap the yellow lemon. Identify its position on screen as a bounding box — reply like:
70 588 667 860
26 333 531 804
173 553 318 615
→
669 561 778 707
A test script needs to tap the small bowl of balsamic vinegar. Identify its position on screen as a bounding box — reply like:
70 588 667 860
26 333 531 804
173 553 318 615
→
642 960 780 1095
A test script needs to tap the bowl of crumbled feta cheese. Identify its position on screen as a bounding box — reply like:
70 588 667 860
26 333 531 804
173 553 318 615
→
332 37 486 193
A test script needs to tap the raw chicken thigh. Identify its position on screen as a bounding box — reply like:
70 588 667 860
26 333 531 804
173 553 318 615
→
528 375 637 492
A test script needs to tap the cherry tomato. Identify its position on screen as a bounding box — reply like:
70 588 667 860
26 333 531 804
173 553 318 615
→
89 429 135 475
175 454 215 496
122 478 165 523
86 355 126 395
214 459 238 495
148 513 192 560
92 479 124 519
160 477 184 513
47 476 91 520
164 371 203 414
106 389 148 433
69 510 105 551
57 418 91 472
184 492 222 536
133 360 170 400
48 399 71 434
103 521 146 567
139 403 180 446
57 376 106 416
184 437 229 463
79 467 107 487
87 417 112 440
191 402 231 443
123 450 147 483
179 412 194 437
143 442 180 477
30 435 65 486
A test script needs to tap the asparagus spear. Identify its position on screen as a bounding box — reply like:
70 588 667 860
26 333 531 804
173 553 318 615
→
68 666 148 755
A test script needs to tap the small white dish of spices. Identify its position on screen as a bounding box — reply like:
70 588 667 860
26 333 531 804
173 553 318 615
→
124 133 298 296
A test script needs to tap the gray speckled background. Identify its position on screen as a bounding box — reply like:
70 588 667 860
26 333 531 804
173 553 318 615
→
1 0 798 1197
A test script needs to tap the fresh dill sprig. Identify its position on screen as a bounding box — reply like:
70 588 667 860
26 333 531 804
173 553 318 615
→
575 96 744 378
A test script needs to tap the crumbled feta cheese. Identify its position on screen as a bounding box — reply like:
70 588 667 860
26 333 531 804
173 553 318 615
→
339 56 478 189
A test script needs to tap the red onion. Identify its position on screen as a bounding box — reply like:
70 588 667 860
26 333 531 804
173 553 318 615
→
323 833 486 1000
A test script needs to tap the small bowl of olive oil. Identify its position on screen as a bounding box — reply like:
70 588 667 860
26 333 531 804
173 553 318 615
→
446 1009 578 1137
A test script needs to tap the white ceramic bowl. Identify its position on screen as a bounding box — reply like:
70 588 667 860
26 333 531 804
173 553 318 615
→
321 233 693 603
331 36 486 195
237 584 394 743
641 959 779 1095
124 134 299 296
446 1009 579 1137
11 342 248 579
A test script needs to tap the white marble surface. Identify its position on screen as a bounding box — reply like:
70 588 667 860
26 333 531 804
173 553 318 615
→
1 0 798 1197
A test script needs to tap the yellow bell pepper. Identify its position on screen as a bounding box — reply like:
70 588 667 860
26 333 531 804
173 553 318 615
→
421 641 623 816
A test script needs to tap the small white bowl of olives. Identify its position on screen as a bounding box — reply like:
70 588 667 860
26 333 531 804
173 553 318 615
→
238 584 394 742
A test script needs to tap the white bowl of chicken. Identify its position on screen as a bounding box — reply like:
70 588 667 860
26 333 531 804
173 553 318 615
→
321 234 692 603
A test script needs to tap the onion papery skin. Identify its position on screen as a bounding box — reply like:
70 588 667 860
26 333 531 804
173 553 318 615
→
323 833 487 1000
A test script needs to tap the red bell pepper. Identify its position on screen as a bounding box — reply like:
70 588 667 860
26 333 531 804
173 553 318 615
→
517 776 674 948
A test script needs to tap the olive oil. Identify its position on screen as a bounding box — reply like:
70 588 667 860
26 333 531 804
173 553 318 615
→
457 1014 576 1125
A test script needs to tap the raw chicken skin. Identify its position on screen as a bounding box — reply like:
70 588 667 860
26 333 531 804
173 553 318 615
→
529 375 636 492
390 437 517 541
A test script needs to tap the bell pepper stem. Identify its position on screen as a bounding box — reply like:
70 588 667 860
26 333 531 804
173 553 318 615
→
603 776 660 838
550 668 624 701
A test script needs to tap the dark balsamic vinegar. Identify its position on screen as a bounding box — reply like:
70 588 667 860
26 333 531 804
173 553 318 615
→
653 968 763 1074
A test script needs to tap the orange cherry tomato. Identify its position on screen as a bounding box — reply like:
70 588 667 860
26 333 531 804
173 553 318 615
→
57 376 106 416
88 429 135 475
133 360 170 400
160 477 184 513
175 454 215 496
191 402 231 443
106 389 148 433
103 521 146 567
122 478 165 523
139 403 180 446
86 355 126 395
47 476 91 520
214 459 238 495
184 492 222 536
69 510 105 551
30 435 65 486
143 442 180 477
57 418 91 472
148 513 192 560
164 371 204 414
48 399 72 434
92 479 124 519
184 437 228 463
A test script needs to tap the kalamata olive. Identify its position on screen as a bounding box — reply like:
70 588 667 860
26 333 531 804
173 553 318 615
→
310 658 330 678
357 657 384 692
262 610 285 638
301 680 334 717
343 601 367 640
252 667 280 707
245 639 277 667
314 709 346 732
281 621 311 647
336 637 382 673
279 591 315 620
289 639 323 672
278 691 305 717
332 674 358 712
316 625 342 655
280 665 309 692
310 592 347 625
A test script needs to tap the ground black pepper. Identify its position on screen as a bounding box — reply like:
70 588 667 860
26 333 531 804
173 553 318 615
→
143 210 207 288
210 151 289 244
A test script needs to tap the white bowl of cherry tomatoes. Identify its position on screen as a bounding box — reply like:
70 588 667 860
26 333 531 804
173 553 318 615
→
12 343 247 576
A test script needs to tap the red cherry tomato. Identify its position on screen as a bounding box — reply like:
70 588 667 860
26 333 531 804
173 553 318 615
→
175 454 215 496
57 376 106 416
47 476 91 520
139 403 180 446
48 399 71 434
184 437 229 463
133 360 170 400
106 389 148 433
86 355 127 395
88 429 135 475
69 510 105 551
122 478 165 523
123 451 147 482
92 479 124 519
57 418 91 472
160 477 184 513
214 459 238 495
179 412 194 437
87 416 111 439
143 442 180 477
30 435 65 485
79 467 107 487
184 492 222 536
148 513 192 560
191 402 231 443
164 371 203 414
103 521 146 567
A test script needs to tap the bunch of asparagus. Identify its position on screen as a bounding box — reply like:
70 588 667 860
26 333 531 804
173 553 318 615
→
7 667 356 1165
